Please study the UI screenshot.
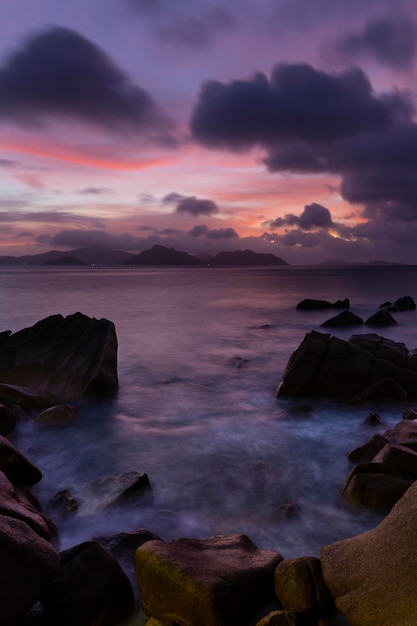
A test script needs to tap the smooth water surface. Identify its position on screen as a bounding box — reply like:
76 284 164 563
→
2 264 417 558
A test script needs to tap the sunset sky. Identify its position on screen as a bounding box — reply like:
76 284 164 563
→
1 0 417 264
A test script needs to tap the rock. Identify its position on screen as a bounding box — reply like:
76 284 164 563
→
90 471 153 508
35 405 78 426
0 471 55 540
403 407 417 419
45 488 79 519
365 309 397 327
341 462 411 511
363 411 383 426
277 331 417 402
0 403 17 435
135 533 283 626
372 442 417 476
320 311 363 328
348 433 389 463
41 541 135 626
0 312 118 398
296 299 350 311
0 383 59 411
349 377 408 404
387 295 416 311
321 480 417 625
0 515 60 626
274 556 331 614
256 611 297 625
0 434 42 487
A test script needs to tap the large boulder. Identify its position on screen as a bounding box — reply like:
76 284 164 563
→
41 541 135 626
277 331 417 402
0 515 60 626
296 298 350 311
135 533 283 626
321 480 417 625
0 434 42 487
320 311 363 328
0 313 118 398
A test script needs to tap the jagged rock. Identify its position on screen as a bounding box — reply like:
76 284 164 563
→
35 405 78 426
341 462 411 511
373 442 417 475
277 331 417 402
41 541 134 626
274 556 331 615
45 489 79 519
0 312 118 398
348 433 389 463
403 407 417 420
320 311 363 328
321 480 417 625
365 309 397 327
349 377 408 404
296 298 350 311
381 295 416 312
89 471 153 509
135 533 283 626
0 403 17 435
0 434 42 487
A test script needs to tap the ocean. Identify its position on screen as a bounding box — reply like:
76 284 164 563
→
2 264 417 559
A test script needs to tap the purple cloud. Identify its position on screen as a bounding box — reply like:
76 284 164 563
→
0 26 172 137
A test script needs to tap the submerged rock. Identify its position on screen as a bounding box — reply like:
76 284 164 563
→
380 295 416 312
365 309 397 327
320 310 363 328
0 312 118 399
296 298 350 311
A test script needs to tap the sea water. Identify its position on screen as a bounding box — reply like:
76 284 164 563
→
1 264 417 559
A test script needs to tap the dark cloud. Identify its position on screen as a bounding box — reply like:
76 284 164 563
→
188 224 238 239
335 17 417 70
190 63 408 149
0 159 18 168
265 203 334 231
0 26 171 136
0 210 106 228
162 192 185 204
176 196 219 217
191 61 417 226
50 229 152 250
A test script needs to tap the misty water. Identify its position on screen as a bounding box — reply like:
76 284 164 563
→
2 264 417 560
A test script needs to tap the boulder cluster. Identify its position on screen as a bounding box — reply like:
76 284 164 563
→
4 310 417 625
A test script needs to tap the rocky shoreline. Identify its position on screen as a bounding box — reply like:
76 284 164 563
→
1 311 417 625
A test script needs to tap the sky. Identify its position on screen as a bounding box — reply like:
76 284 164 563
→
1 0 417 264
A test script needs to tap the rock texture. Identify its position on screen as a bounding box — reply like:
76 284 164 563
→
135 533 283 626
277 331 417 402
0 312 118 398
321 480 417 625
41 541 134 626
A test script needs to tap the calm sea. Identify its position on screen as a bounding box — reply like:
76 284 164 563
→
2 264 417 559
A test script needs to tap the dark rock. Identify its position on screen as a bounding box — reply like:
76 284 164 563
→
256 611 298 625
0 403 17 435
373 442 417 476
297 299 350 311
45 489 79 519
41 541 134 626
321 480 417 625
320 311 363 328
348 433 389 463
35 405 78 426
341 462 411 511
0 515 60 626
89 471 153 509
0 434 42 487
403 407 417 420
135 533 283 626
380 295 416 312
363 411 383 426
277 331 417 402
365 309 397 327
0 384 59 411
274 557 331 614
0 312 118 398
